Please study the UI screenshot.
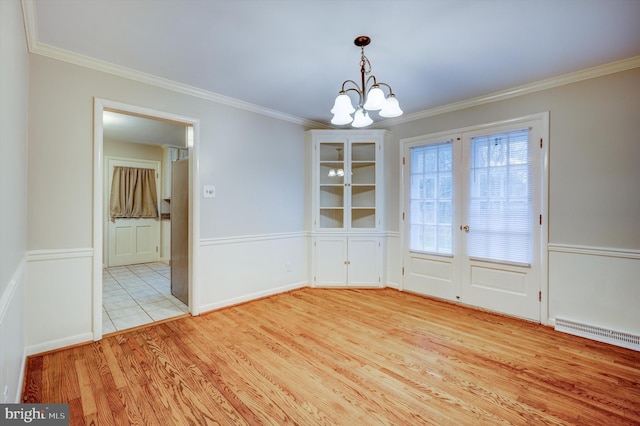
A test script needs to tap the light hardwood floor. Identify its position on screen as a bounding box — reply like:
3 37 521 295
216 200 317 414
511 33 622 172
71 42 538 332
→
23 288 640 425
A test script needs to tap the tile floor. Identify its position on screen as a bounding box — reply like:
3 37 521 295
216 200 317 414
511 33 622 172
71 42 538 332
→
103 262 189 334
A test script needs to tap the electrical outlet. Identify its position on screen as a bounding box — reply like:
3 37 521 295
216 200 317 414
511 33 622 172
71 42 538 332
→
285 263 292 272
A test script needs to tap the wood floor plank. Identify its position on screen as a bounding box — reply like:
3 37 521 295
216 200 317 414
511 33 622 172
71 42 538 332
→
22 288 640 425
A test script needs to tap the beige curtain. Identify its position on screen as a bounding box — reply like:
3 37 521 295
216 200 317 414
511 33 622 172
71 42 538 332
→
110 166 159 221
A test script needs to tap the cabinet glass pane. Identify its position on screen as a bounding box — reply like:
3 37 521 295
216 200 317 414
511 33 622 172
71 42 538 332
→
351 162 375 184
320 143 345 161
320 208 344 228
320 163 345 185
351 142 375 161
351 186 375 207
320 186 344 207
351 209 375 228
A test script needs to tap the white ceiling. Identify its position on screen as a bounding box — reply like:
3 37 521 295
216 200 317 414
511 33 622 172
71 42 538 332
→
27 0 640 130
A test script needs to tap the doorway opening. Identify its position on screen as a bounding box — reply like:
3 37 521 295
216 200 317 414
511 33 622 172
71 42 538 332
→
93 99 200 340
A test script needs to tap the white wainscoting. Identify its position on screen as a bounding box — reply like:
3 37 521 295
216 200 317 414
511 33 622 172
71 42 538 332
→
198 232 308 313
26 249 94 355
548 244 640 340
385 232 401 289
0 256 26 402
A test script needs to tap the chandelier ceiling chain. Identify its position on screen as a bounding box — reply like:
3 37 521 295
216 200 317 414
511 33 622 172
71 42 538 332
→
331 36 403 127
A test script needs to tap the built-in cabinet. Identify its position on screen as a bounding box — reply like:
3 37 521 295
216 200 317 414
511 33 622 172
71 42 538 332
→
307 129 387 287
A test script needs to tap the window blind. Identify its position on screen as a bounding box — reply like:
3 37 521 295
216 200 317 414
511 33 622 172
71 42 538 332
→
467 129 532 264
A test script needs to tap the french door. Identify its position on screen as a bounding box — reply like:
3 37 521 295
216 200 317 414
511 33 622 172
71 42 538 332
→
402 115 547 322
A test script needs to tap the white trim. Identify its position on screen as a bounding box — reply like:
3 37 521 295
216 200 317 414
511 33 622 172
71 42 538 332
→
200 231 308 246
20 0 638 129
548 243 640 260
25 332 94 357
0 256 25 328
23 35 324 128
198 282 307 314
17 348 27 403
378 56 640 127
27 248 93 262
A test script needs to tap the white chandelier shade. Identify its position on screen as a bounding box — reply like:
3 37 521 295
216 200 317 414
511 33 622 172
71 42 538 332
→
330 36 403 127
379 94 403 118
351 108 373 128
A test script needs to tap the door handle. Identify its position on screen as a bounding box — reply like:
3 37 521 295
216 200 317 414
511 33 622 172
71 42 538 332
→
462 225 470 232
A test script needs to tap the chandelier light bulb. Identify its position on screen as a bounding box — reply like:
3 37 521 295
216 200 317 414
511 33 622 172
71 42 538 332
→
379 94 404 118
363 85 386 111
351 109 373 128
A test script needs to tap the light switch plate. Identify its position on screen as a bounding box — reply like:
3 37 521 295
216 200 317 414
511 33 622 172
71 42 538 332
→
203 185 216 198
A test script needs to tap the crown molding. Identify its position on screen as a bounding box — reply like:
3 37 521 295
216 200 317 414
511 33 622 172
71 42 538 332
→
22 0 638 129
377 55 640 127
21 0 325 128
30 42 327 128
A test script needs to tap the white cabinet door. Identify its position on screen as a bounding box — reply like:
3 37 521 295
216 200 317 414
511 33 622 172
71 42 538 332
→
313 237 381 287
348 237 381 286
314 237 348 286
309 130 385 233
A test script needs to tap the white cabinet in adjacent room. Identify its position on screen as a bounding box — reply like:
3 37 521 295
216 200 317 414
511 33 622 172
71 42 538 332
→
307 129 388 288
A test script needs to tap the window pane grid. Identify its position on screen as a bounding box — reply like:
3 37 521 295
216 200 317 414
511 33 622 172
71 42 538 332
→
409 142 453 254
468 129 532 264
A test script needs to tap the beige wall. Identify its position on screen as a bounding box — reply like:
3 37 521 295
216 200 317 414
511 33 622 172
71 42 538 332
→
386 67 640 250
28 54 306 250
0 0 29 402
1 0 29 292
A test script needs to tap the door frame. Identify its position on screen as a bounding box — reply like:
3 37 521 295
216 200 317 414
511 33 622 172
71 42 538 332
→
93 98 201 341
399 112 549 324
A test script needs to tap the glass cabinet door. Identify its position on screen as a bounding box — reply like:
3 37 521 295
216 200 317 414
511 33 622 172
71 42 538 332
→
319 142 346 229
350 142 376 228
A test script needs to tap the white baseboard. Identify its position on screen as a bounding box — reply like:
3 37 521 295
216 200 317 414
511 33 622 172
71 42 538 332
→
385 281 400 290
25 332 93 357
198 281 307 314
16 348 28 403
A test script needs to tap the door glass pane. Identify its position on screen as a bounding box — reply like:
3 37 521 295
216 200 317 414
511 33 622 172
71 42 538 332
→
467 129 531 264
409 142 453 254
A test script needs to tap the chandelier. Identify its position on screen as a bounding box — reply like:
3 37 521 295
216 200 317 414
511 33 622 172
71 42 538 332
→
331 36 403 127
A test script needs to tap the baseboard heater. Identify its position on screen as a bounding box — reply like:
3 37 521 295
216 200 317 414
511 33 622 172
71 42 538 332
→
555 317 640 351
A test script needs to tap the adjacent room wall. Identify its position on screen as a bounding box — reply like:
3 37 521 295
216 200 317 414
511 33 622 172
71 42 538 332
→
0 0 29 402
26 55 307 353
386 67 640 336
